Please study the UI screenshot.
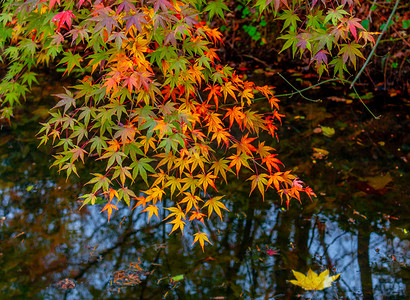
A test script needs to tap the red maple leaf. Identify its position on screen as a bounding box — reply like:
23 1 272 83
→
342 17 365 42
266 249 279 256
52 11 76 31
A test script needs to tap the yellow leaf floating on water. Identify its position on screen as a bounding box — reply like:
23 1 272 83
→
290 269 340 291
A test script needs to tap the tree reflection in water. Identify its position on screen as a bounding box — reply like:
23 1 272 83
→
0 83 408 299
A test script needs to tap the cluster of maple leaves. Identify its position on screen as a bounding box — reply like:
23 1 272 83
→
250 0 377 78
1 0 318 251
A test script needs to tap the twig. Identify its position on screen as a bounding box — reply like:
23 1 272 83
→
352 85 381 119
276 72 322 102
350 0 401 88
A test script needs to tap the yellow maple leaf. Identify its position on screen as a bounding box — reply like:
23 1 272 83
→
192 232 212 252
202 196 229 221
290 268 340 291
141 205 159 223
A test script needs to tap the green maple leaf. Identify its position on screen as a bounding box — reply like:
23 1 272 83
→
204 0 230 20
330 57 349 78
338 43 365 69
58 50 83 75
278 10 301 32
324 5 349 26
130 158 155 184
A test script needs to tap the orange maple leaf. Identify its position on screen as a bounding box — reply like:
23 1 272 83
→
189 210 206 224
101 201 118 223
263 154 284 173
232 134 257 156
227 153 252 177
224 106 245 129
204 84 222 108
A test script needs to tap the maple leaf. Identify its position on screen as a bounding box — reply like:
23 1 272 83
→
256 141 275 159
341 17 365 42
210 158 232 183
290 269 340 291
192 232 212 252
105 188 120 202
203 26 223 44
202 195 229 221
79 193 98 208
304 186 317 200
86 173 112 193
211 128 231 147
165 205 186 221
267 172 286 191
220 82 238 102
168 217 186 234
58 51 83 76
49 0 60 11
359 31 378 46
196 172 217 194
278 10 301 32
112 165 133 185
224 106 245 129
266 248 279 256
228 153 252 177
101 201 118 223
52 87 76 114
263 154 284 173
338 43 365 69
133 196 150 209
272 110 285 124
179 192 202 212
52 11 76 32
243 110 265 134
314 50 329 65
232 134 257 156
255 0 289 13
149 0 175 13
89 9 118 35
141 205 160 222
116 0 137 13
164 176 182 198
143 186 166 204
206 112 223 134
239 88 254 106
204 0 230 20
189 210 206 224
247 173 268 200
68 146 87 163
324 6 349 26
204 84 222 108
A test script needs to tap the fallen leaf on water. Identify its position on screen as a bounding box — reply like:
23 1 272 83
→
321 126 335 137
289 268 340 291
312 148 329 159
171 274 184 282
364 173 392 190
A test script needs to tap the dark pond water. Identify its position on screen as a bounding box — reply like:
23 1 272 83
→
0 74 409 299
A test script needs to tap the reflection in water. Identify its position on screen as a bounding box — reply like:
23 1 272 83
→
0 81 409 299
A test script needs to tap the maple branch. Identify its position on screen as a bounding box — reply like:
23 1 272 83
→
350 0 401 88
351 86 381 119
276 73 322 102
